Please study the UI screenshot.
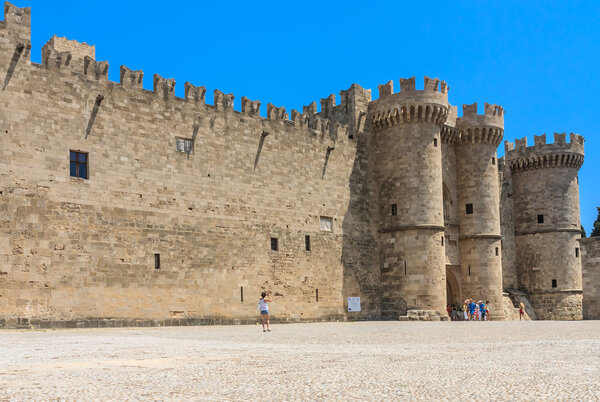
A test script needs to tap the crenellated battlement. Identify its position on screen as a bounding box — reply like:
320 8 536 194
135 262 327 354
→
368 76 450 131
457 102 504 128
0 2 30 44
456 103 504 146
505 133 585 172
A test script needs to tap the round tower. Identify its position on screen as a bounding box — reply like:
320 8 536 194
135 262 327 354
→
369 76 448 320
455 103 505 319
505 133 584 320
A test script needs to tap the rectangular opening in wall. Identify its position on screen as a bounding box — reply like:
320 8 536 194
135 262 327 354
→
320 216 332 232
492 157 496 165
305 235 311 252
466 204 473 215
176 137 194 154
441 236 444 246
154 253 160 270
391 204 397 216
316 288 319 302
576 247 579 257
270 237 278 251
241 287 244 303
537 214 544 224
468 265 471 276
69 150 88 179
495 247 499 256
433 138 438 147
552 279 557 288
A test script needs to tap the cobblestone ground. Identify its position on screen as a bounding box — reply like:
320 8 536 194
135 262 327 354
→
1 320 599 400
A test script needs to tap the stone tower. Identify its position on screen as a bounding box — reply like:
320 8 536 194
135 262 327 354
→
505 133 585 320
369 77 448 319
455 103 505 319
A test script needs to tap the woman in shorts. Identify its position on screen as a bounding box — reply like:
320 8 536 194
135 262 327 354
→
258 292 272 332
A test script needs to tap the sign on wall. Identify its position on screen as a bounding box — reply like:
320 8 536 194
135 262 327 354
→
347 297 361 312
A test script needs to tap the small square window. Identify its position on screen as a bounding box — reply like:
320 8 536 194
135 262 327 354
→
575 247 579 257
465 204 473 215
391 204 397 216
69 150 88 179
552 279 557 288
270 237 278 251
176 137 194 154
537 215 544 224
305 235 311 252
154 253 160 269
320 216 332 232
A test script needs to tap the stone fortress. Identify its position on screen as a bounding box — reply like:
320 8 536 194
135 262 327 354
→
0 2 598 328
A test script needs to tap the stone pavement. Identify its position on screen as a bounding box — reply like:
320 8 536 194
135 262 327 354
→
1 321 599 400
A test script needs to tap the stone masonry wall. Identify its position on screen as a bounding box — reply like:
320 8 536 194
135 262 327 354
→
581 237 600 319
0 11 380 326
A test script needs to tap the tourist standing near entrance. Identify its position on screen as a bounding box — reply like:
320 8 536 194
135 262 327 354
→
479 301 486 321
258 292 272 332
485 300 490 321
519 302 525 321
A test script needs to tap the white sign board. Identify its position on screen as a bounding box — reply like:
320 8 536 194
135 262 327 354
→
347 297 361 312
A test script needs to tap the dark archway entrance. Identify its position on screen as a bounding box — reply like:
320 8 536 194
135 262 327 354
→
446 266 460 306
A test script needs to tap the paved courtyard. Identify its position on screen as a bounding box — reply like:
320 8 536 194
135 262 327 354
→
1 320 599 400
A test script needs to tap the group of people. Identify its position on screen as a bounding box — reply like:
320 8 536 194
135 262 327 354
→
446 299 490 321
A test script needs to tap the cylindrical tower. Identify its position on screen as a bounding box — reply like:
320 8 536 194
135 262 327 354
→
505 133 584 320
369 76 448 320
455 103 505 319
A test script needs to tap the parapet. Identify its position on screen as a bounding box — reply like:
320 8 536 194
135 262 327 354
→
214 89 234 111
120 65 143 89
42 35 95 61
455 102 504 146
0 2 30 44
505 133 585 172
153 74 175 100
241 96 260 116
369 77 450 130
456 102 504 129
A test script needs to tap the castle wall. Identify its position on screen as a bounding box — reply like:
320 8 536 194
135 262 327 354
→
506 134 584 320
441 139 460 269
580 237 600 319
0 11 381 326
499 158 518 289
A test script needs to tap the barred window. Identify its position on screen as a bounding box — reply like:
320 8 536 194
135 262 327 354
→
69 151 88 179
176 137 194 154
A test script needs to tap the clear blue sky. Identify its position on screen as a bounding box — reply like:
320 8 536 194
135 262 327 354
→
12 0 600 232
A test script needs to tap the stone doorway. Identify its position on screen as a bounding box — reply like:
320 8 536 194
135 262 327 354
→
446 266 461 306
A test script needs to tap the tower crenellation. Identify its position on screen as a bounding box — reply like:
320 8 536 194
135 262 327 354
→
505 133 584 172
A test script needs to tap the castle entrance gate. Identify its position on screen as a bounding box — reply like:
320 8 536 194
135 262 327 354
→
446 265 461 306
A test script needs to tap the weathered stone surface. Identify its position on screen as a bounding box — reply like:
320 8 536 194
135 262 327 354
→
0 3 594 326
581 237 600 319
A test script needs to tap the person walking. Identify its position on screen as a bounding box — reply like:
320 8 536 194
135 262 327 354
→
485 300 490 321
479 300 486 321
519 302 525 321
258 292 272 332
